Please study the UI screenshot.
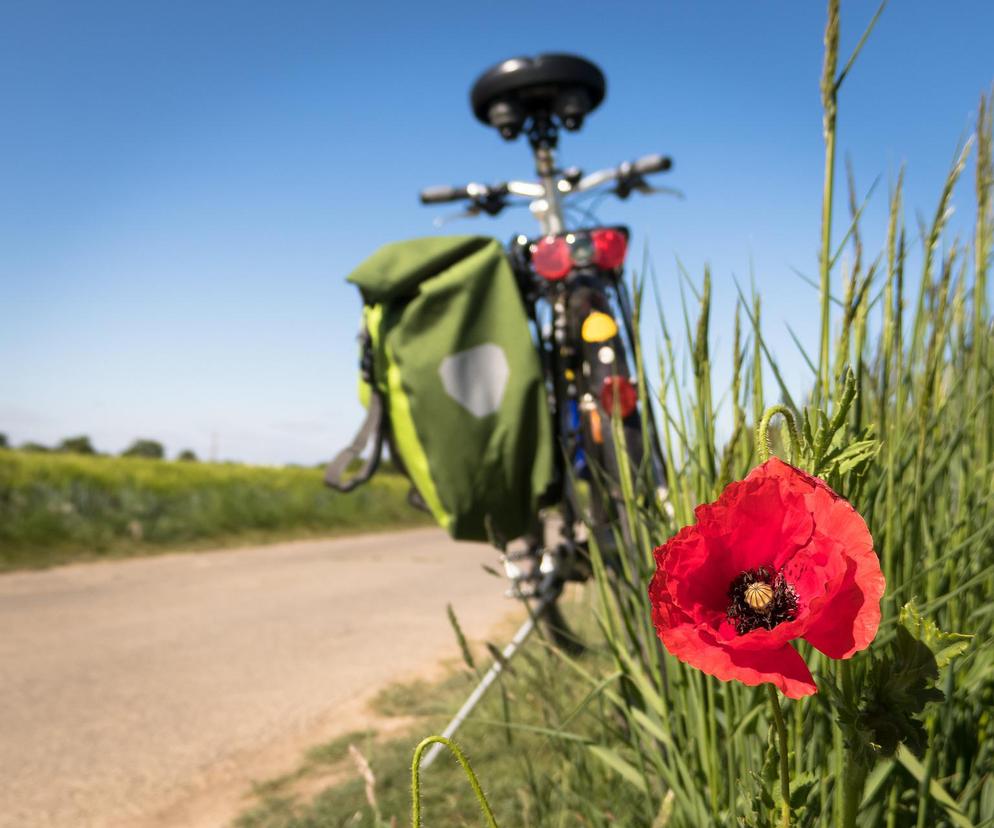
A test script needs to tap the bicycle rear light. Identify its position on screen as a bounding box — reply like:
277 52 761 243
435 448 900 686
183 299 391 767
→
531 236 572 280
591 228 628 269
600 375 638 418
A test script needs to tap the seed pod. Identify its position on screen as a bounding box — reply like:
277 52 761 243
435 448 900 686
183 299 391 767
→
744 581 774 611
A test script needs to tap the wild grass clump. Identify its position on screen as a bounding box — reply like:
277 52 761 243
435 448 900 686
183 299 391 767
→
0 451 429 570
485 6 994 827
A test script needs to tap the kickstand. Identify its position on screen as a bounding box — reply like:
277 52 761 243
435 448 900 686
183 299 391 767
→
418 594 554 769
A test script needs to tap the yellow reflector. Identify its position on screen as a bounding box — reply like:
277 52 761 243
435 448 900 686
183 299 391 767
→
581 311 618 343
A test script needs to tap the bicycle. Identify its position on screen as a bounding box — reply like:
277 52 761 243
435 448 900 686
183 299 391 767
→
418 54 675 648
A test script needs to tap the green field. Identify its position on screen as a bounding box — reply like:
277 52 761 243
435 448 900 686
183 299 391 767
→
0 450 431 571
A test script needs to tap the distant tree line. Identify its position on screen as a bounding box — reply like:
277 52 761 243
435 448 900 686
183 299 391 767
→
0 433 198 462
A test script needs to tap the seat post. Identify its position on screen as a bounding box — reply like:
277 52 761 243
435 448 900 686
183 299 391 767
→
529 119 565 235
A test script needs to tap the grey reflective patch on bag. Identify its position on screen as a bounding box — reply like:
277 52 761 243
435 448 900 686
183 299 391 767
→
438 343 509 417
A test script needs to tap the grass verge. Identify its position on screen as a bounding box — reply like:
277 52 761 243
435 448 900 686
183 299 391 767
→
0 450 431 571
234 592 647 828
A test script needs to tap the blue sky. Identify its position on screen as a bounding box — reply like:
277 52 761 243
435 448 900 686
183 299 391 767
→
2 1 992 464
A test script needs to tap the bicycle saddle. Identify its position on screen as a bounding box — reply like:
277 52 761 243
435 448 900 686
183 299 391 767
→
470 53 606 140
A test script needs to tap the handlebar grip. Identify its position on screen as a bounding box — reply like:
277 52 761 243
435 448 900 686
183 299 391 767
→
632 154 673 175
419 185 470 204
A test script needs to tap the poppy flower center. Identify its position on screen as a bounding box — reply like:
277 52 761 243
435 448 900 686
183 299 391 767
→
726 566 798 635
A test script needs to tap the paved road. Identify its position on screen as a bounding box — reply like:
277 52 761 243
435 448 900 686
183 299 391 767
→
0 529 517 828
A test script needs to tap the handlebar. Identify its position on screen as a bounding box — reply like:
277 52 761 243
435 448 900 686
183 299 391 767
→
420 185 471 204
631 153 672 175
419 153 674 229
420 153 672 205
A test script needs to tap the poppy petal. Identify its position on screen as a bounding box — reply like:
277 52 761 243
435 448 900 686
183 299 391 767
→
658 524 731 615
698 467 815 576
801 488 884 658
657 622 817 699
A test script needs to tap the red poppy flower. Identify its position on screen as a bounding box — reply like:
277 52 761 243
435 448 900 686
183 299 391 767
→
648 457 885 698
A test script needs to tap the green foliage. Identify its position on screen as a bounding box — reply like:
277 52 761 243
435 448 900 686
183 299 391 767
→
447 603 478 674
121 438 164 459
176 449 198 462
821 601 972 773
741 762 821 828
900 600 973 669
825 626 945 764
57 435 97 455
0 451 430 570
0 433 8 449
863 627 944 759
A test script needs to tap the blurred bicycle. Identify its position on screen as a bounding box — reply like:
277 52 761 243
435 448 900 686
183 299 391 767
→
419 54 676 645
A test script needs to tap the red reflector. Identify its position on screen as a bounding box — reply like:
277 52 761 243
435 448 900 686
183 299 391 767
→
600 375 638 418
592 228 628 270
531 236 572 280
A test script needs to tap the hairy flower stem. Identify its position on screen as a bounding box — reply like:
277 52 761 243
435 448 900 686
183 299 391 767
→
411 735 498 828
767 685 792 828
840 758 869 828
756 405 801 466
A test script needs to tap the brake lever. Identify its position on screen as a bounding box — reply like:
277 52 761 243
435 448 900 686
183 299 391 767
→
432 204 483 227
475 192 509 216
632 182 686 199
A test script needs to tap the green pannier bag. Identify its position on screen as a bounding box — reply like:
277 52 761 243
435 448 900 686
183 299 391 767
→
326 235 555 544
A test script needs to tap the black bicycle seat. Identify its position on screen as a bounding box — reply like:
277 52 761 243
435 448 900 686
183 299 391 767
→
470 54 606 140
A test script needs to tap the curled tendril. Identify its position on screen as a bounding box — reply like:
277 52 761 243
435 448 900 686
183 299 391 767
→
411 735 498 828
756 405 801 466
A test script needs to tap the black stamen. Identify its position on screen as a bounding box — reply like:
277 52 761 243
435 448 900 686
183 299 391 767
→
726 566 798 635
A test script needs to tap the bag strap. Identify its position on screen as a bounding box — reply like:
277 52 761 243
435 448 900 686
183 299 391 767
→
324 390 384 491
324 323 384 492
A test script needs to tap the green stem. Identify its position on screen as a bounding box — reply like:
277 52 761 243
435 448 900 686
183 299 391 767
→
840 757 869 828
705 678 721 817
914 717 937 828
767 685 792 828
835 660 868 828
793 692 805 778
818 0 840 404
723 683 739 821
757 405 802 466
833 706 844 827
411 736 498 828
885 779 899 828
835 660 851 828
